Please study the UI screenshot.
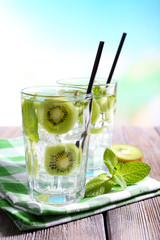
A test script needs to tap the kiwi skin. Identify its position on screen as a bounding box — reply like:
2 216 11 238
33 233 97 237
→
44 143 80 176
37 98 77 134
112 144 143 163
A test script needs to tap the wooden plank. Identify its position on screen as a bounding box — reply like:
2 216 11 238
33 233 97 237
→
0 127 106 240
106 197 160 240
105 126 160 240
0 213 106 240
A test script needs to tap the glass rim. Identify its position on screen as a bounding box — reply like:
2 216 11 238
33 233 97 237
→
56 77 118 87
20 85 93 101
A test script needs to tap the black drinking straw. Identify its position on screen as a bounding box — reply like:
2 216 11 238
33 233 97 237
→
77 41 104 149
107 33 127 84
87 41 104 94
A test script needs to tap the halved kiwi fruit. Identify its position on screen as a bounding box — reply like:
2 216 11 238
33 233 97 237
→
91 98 100 125
37 98 77 134
44 143 81 175
112 144 143 163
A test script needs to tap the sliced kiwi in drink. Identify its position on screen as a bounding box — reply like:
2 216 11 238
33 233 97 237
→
22 99 39 142
37 98 77 134
112 144 143 163
96 97 108 113
44 143 80 175
91 98 100 125
90 127 103 134
107 95 116 109
105 95 116 121
93 86 108 113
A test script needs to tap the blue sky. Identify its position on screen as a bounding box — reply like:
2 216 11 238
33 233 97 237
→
1 0 160 52
1 0 159 78
0 0 160 125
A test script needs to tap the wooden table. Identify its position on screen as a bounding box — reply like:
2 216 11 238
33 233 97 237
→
0 126 160 240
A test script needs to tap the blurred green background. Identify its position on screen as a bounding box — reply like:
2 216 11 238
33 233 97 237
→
117 58 160 126
0 0 159 126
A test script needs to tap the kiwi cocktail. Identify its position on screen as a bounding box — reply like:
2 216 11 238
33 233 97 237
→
57 79 117 178
21 86 92 205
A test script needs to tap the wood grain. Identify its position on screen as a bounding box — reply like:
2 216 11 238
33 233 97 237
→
0 213 106 240
106 197 160 240
106 126 160 240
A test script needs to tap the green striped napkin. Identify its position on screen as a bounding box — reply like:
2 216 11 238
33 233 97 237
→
0 137 160 231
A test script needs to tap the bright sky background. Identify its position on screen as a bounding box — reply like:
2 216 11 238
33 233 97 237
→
0 0 160 126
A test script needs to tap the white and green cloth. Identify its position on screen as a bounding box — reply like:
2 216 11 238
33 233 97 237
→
0 137 160 231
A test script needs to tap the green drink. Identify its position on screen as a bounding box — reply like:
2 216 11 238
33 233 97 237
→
57 79 117 178
21 86 92 205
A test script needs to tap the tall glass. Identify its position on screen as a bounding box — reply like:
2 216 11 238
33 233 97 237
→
57 78 117 178
21 86 92 205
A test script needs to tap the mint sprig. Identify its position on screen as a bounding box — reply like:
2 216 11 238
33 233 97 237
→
85 148 151 198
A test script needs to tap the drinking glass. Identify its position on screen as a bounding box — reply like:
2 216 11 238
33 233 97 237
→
57 78 117 178
21 86 92 205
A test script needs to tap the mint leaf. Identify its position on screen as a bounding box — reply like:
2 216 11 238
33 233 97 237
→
92 85 101 96
85 173 115 197
115 162 123 171
103 148 118 174
103 160 115 175
104 148 118 167
112 172 127 190
117 161 151 185
22 100 39 142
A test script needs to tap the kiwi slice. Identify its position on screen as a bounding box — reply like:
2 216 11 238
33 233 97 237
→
91 98 100 125
44 143 80 175
96 97 108 113
105 95 117 121
22 99 39 142
90 127 103 134
107 95 116 109
112 144 143 163
78 112 83 125
37 98 77 134
93 86 108 113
